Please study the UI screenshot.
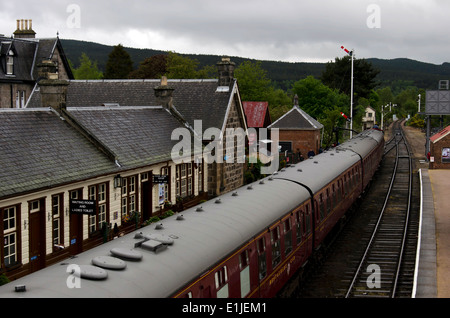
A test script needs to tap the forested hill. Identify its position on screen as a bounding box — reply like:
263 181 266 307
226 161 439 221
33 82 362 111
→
61 39 450 92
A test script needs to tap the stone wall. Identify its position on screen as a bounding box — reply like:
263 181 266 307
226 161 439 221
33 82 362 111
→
207 94 245 197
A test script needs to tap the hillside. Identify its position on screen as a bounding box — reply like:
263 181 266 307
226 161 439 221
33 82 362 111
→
61 39 450 91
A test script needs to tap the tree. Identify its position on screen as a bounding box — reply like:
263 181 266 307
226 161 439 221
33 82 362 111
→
104 44 133 79
321 56 380 103
291 76 349 120
234 60 291 121
234 60 272 102
166 52 201 79
128 54 168 79
72 52 103 79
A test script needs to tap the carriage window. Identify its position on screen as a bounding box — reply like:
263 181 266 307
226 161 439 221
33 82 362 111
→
326 188 331 213
344 175 348 196
305 204 311 234
257 237 267 281
332 184 337 207
271 226 281 268
239 250 251 297
215 266 229 298
319 194 325 219
284 218 292 255
296 211 303 243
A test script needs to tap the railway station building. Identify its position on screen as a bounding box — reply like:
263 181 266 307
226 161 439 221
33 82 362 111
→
0 40 247 279
429 125 450 169
268 95 323 162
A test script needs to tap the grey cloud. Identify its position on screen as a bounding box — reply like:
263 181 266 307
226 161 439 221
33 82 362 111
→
1 0 449 64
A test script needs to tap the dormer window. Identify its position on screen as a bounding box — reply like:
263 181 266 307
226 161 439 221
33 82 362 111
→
6 50 14 75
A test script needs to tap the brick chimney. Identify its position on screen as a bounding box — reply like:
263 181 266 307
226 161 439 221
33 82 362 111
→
13 19 36 39
217 57 235 87
154 76 174 109
38 60 68 113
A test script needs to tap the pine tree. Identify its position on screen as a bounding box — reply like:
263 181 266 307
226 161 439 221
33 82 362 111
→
104 44 133 79
73 52 103 79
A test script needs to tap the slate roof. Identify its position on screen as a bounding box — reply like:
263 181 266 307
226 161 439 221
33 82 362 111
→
0 36 73 82
0 108 118 198
268 105 323 130
67 106 188 169
27 79 236 133
0 105 194 199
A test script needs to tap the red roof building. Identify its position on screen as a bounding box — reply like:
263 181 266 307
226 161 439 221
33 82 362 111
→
243 101 272 128
430 125 450 169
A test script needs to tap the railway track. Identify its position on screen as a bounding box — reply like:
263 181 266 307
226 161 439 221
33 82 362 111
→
344 122 414 298
294 121 419 298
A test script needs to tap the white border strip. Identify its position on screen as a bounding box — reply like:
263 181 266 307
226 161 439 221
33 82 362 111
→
412 168 424 298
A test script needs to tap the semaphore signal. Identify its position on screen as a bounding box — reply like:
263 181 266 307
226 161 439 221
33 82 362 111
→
340 45 355 138
340 112 351 122
341 45 352 56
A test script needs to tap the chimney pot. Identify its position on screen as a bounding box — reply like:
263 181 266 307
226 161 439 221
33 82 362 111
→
14 18 36 38
160 76 168 86
154 77 174 110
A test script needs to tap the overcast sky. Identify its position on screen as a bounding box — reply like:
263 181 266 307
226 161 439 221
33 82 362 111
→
1 0 449 64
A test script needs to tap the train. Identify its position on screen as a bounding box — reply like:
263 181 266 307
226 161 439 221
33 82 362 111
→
0 128 384 298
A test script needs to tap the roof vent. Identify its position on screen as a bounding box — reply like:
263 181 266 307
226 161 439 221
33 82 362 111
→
141 239 167 253
196 206 204 212
110 247 143 260
145 233 175 245
215 199 221 204
76 265 108 280
176 214 184 220
92 256 126 270
155 223 164 230
232 192 238 196
15 285 26 292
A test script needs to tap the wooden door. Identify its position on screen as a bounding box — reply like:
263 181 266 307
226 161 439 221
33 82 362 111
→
29 199 45 273
142 181 152 221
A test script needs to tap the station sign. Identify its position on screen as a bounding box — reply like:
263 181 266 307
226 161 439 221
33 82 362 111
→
153 175 169 184
70 199 96 215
